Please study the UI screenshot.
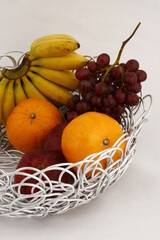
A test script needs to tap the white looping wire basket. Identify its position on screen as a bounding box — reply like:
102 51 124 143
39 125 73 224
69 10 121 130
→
0 53 152 218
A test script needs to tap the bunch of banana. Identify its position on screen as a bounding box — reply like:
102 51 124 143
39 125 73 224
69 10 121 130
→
0 34 88 128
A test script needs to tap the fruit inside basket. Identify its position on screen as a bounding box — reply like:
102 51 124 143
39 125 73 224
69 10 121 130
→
0 23 152 218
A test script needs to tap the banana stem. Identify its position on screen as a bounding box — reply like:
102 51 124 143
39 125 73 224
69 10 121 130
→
102 22 141 80
2 56 30 80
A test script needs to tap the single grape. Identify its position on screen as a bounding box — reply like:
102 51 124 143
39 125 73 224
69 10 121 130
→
110 66 121 80
136 69 147 82
72 95 80 104
76 101 91 114
75 68 90 81
94 82 108 96
78 80 92 93
97 53 110 68
66 111 78 122
126 59 139 72
67 98 76 111
114 90 126 103
129 82 142 93
103 95 116 108
125 93 139 106
108 95 117 108
87 61 98 73
114 104 125 115
90 95 102 107
124 72 137 86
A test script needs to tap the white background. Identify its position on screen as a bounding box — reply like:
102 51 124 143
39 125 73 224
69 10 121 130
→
0 0 160 239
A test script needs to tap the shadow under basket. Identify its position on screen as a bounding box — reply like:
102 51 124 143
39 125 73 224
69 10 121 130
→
0 94 152 218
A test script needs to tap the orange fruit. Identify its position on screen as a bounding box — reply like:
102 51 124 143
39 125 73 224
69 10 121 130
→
6 98 63 153
61 112 125 175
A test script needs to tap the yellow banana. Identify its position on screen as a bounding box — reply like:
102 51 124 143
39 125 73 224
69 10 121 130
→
31 52 88 70
2 80 15 125
0 71 3 79
30 34 80 53
27 71 72 105
21 75 49 101
14 78 27 105
0 77 9 128
30 37 80 59
30 66 78 90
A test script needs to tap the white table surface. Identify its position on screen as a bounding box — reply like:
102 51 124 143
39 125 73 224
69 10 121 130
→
0 0 159 239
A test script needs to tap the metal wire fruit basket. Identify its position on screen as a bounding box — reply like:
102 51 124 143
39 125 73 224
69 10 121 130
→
0 96 152 218
0 51 152 218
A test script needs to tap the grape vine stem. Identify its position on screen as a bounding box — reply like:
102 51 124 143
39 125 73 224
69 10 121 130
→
102 22 141 80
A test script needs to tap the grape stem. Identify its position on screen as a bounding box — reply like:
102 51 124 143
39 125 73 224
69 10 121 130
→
102 22 141 80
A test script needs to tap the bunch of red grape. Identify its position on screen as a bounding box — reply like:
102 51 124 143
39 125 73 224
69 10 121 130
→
65 53 147 123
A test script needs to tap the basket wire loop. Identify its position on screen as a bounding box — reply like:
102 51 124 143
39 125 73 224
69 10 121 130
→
0 51 27 70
